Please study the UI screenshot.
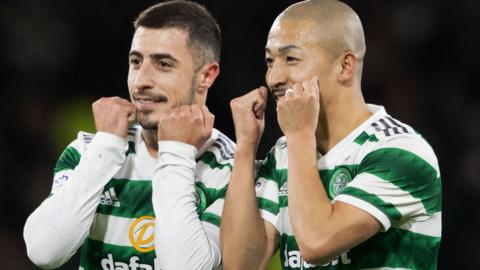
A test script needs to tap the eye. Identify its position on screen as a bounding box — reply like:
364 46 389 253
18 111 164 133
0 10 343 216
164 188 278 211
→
156 59 174 70
265 57 274 68
129 56 142 68
286 56 300 64
159 61 172 68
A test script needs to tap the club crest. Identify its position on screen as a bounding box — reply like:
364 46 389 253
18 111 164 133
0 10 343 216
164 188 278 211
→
328 167 353 198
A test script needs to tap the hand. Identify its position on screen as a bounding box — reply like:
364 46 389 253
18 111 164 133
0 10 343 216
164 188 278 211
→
230 86 268 149
92 97 137 138
277 77 320 139
157 104 214 150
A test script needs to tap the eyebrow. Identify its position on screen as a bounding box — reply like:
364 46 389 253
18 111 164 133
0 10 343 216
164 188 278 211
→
265 45 301 54
128 50 179 64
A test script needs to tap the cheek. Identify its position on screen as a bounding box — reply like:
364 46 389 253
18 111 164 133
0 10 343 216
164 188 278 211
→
162 73 193 100
296 61 332 84
127 70 135 89
288 65 315 83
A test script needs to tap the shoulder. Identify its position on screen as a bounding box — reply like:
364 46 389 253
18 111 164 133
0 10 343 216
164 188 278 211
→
359 115 439 173
214 129 236 160
52 130 94 176
199 129 235 166
55 126 139 171
65 125 139 154
195 130 234 192
56 130 95 160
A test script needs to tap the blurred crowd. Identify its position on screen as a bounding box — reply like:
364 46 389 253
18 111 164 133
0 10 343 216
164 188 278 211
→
0 0 478 269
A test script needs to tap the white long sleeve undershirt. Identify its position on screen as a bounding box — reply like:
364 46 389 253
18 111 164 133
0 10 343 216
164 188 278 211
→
24 132 128 269
153 141 221 270
24 132 222 270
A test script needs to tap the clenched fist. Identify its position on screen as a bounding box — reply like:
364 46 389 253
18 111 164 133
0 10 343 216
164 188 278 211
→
277 77 320 139
230 86 268 149
157 104 214 150
92 97 137 138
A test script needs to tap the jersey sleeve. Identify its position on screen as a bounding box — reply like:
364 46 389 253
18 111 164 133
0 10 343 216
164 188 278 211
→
23 132 128 269
333 137 442 231
152 141 222 270
255 147 281 233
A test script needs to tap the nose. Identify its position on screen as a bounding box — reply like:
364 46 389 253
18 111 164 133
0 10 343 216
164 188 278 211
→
134 61 155 92
266 62 288 90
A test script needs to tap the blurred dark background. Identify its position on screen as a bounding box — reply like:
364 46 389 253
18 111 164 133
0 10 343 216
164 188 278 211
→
1 0 479 269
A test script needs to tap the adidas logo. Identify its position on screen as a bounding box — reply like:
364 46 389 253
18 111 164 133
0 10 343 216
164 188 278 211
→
279 182 288 196
100 187 121 207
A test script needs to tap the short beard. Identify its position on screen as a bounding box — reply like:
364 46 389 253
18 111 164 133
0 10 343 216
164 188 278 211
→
137 77 197 131
138 116 158 130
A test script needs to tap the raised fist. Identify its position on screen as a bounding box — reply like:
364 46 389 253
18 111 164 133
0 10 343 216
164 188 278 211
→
157 104 214 150
92 97 137 138
230 86 268 149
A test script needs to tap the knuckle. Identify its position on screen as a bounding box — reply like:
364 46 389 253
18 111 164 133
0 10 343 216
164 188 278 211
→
230 99 239 108
112 103 120 111
181 110 190 118
193 114 203 123
193 119 202 127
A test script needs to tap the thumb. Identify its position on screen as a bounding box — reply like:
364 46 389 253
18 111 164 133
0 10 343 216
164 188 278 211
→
201 105 215 133
252 86 268 119
258 86 268 100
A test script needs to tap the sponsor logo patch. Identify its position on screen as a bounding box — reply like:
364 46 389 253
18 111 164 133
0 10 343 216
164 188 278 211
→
129 216 155 253
100 187 121 207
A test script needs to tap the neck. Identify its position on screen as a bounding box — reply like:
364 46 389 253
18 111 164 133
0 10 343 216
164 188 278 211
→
315 87 371 155
141 128 159 158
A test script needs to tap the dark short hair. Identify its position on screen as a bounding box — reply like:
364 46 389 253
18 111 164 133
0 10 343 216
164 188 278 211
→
134 0 221 70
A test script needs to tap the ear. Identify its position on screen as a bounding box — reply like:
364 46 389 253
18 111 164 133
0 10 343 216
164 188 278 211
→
196 62 220 95
337 52 357 85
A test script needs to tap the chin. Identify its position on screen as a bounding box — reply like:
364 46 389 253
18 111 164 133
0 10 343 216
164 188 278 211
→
139 121 158 130
136 113 158 130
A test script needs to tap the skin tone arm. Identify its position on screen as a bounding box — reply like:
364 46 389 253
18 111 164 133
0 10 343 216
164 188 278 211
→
221 87 279 270
277 77 381 264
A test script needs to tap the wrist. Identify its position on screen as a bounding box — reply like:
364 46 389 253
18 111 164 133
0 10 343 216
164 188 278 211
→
94 132 129 148
286 132 316 154
234 144 257 157
157 141 198 159
236 138 258 150
285 130 316 143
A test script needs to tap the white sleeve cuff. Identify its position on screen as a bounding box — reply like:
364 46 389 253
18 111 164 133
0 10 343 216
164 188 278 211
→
157 141 197 159
334 194 391 231
89 132 128 151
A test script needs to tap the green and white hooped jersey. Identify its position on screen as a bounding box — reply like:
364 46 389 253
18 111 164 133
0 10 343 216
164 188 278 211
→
255 104 442 270
53 127 234 270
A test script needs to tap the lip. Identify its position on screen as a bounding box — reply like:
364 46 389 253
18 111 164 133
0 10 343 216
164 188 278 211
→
133 95 167 110
271 89 287 101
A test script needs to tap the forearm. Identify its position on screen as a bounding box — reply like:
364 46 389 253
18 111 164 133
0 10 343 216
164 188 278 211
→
288 134 383 264
287 134 337 262
153 142 220 269
221 146 266 269
24 133 127 269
